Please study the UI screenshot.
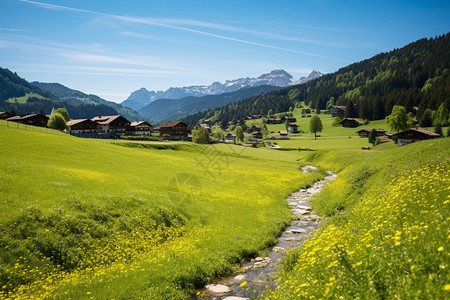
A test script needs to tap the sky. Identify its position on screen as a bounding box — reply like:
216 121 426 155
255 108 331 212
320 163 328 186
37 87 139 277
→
0 0 449 103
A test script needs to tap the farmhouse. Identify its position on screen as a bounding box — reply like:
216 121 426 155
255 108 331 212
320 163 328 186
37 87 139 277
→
247 125 261 133
285 116 297 122
127 121 153 136
266 117 282 124
0 112 13 120
329 105 346 117
157 121 190 140
340 118 361 128
278 130 288 137
199 123 211 132
91 115 131 138
393 128 441 146
251 131 263 139
224 132 236 142
288 123 299 133
67 119 100 138
356 128 386 137
6 114 49 127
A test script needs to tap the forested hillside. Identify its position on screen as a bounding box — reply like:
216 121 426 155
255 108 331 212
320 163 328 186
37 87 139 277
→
31 82 144 122
0 68 119 119
180 33 449 127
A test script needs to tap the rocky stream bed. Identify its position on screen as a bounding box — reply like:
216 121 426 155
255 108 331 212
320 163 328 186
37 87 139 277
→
199 166 336 299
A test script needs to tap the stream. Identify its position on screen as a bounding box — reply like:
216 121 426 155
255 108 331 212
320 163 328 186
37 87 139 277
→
199 166 337 300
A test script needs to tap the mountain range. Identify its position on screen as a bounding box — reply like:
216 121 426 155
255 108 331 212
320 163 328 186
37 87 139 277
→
122 69 323 111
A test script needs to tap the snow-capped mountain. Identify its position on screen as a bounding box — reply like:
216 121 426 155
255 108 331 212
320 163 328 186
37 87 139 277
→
121 69 323 111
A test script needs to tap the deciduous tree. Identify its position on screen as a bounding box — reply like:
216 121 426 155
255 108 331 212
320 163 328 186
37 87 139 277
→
310 115 323 139
47 113 67 131
386 105 409 133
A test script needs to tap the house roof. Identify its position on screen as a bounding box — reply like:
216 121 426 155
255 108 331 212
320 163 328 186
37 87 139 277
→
330 105 346 110
340 118 360 123
279 130 288 135
67 119 91 126
6 114 47 121
91 115 127 125
356 128 385 133
288 122 298 126
200 123 211 129
394 128 441 137
157 121 187 128
130 121 152 127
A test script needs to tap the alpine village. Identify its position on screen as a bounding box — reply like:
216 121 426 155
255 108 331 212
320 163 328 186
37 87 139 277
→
0 3 449 300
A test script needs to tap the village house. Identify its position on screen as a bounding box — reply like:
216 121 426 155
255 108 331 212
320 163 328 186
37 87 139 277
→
251 131 263 139
0 112 13 120
6 114 49 127
340 118 361 128
156 121 190 140
288 122 299 133
266 117 282 124
199 123 211 133
67 119 100 138
224 132 236 142
356 128 386 138
278 130 288 137
91 115 131 138
329 105 346 117
126 121 153 136
285 116 297 122
393 128 440 146
247 125 261 133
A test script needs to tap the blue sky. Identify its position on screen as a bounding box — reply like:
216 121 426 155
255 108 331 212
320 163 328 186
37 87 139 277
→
0 0 449 103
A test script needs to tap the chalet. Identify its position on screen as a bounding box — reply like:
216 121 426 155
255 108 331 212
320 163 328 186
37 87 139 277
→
6 114 49 127
285 116 297 122
278 130 288 137
127 121 153 136
67 119 100 138
379 136 392 143
224 132 236 142
305 109 311 114
266 117 282 124
157 121 189 140
0 112 13 120
251 131 263 139
356 128 386 138
199 123 211 132
340 118 361 128
91 115 130 138
288 123 298 133
329 105 346 117
393 128 441 146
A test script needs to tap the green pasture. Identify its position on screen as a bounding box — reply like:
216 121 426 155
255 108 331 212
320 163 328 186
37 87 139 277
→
5 92 47 104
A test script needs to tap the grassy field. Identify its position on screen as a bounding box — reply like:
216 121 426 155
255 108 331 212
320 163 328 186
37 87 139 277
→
268 138 450 299
1 118 448 299
5 93 47 104
0 122 324 299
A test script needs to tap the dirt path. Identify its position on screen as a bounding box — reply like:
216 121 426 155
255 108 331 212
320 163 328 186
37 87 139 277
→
199 167 336 299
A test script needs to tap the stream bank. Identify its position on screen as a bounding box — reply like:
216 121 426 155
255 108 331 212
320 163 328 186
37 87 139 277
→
199 167 336 299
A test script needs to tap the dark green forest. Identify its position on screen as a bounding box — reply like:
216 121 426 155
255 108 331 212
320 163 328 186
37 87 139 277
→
180 33 450 127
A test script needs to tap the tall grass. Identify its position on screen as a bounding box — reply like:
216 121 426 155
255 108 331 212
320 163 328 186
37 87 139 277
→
268 138 450 299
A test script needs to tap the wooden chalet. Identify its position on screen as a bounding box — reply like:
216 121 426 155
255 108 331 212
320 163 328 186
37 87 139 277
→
278 130 288 137
6 114 49 127
91 115 130 138
393 128 440 146
266 117 282 124
67 119 100 138
157 121 189 140
127 121 152 136
356 128 386 138
288 123 298 133
340 118 361 128
224 132 236 142
199 123 211 132
0 112 13 120
251 131 263 139
285 116 297 122
329 105 346 117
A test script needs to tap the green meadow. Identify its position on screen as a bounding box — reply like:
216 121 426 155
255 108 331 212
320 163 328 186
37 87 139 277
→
0 118 448 299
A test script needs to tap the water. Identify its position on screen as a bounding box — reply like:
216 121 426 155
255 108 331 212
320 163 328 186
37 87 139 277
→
199 168 336 299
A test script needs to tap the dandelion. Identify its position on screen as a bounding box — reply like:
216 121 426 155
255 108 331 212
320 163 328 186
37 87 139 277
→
240 281 247 287
444 284 450 291
438 246 444 252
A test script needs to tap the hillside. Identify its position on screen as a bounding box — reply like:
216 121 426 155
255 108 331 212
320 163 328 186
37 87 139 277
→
138 85 280 123
0 67 119 119
122 69 323 111
180 33 450 127
31 82 146 123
